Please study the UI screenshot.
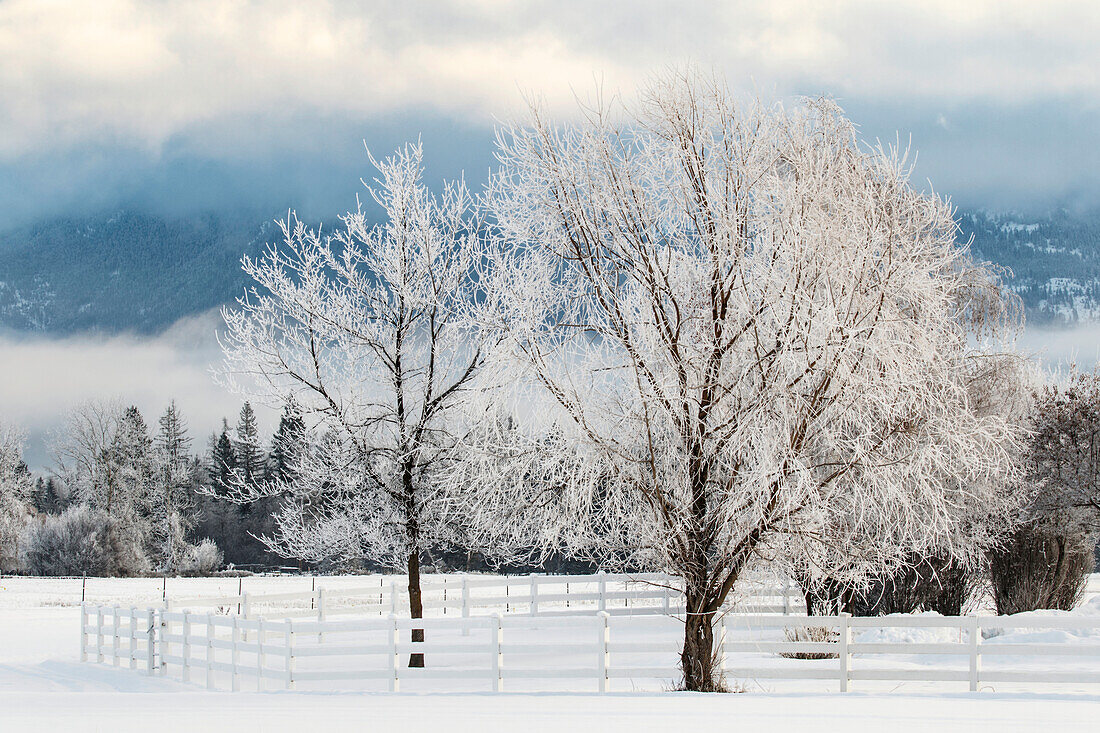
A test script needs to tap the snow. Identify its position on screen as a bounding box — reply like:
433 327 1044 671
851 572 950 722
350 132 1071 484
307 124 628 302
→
2 576 1099 731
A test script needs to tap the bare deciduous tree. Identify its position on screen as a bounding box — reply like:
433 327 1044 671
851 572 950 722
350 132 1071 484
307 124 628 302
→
219 142 495 666
465 70 1023 691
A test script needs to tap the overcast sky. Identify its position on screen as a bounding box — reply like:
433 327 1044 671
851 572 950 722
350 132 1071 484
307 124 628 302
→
2 0 1099 228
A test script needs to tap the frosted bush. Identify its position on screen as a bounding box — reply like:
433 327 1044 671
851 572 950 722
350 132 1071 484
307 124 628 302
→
19 505 148 576
21 505 111 576
179 539 224 576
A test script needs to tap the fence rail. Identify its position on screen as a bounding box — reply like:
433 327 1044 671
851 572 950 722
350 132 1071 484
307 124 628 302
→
161 572 806 622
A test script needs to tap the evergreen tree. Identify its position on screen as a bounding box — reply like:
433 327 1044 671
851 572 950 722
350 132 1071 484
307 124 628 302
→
98 405 155 574
156 401 192 469
112 406 155 516
210 419 237 496
268 399 305 484
32 476 66 515
0 423 33 571
150 401 198 572
234 402 263 485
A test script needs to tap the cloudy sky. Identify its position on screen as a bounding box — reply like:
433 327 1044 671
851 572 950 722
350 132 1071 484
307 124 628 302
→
2 0 1099 229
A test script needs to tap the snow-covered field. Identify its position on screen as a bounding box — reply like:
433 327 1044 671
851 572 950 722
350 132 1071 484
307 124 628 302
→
3 575 1100 732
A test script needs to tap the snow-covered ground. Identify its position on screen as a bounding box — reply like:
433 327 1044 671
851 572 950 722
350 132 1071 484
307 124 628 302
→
3 575 1099 732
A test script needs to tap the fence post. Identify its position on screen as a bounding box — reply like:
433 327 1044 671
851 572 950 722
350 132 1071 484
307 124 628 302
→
181 610 191 683
129 607 138 669
598 572 607 612
388 614 400 693
94 606 104 664
231 615 241 692
839 613 851 692
206 616 215 690
256 617 265 692
80 604 88 663
783 579 791 616
461 578 470 637
530 576 539 616
597 611 610 693
969 615 981 693
389 581 398 616
146 609 156 676
491 613 504 692
111 608 122 665
285 619 295 690
241 592 251 642
159 609 168 677
317 587 326 644
718 615 728 677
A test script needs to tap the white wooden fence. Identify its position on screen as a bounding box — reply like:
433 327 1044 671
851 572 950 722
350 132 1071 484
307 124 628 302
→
160 572 806 621
82 598 1100 693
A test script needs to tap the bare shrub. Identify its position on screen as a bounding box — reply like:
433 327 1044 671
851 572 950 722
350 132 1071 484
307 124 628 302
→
779 626 839 660
989 524 1095 614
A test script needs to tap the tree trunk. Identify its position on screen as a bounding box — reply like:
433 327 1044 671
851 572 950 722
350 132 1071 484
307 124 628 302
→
407 550 425 667
680 601 720 692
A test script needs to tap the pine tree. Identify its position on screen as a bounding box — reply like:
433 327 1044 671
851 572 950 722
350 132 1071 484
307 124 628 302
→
156 401 192 470
0 424 33 571
211 419 237 497
113 406 155 515
234 402 263 485
94 405 155 574
150 401 198 572
32 476 65 515
268 399 305 485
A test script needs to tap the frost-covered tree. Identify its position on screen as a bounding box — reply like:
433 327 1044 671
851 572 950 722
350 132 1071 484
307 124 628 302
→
466 70 1023 691
1028 368 1100 529
0 422 33 571
149 401 199 572
793 351 1036 616
219 142 494 665
51 401 152 575
53 400 124 513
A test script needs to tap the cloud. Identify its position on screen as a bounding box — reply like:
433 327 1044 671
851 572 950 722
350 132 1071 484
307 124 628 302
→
0 0 1097 224
0 309 272 470
1019 325 1100 373
2 0 1098 158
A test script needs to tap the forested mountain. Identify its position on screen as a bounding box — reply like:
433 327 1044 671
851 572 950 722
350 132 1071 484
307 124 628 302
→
1 207 1099 335
962 209 1100 327
0 210 276 334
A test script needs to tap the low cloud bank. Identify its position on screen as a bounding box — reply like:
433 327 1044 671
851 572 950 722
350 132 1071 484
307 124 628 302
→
0 310 271 471
1 315 1097 472
1019 325 1100 374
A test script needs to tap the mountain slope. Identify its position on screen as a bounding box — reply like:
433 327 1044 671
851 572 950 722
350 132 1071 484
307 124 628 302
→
0 211 275 335
1 207 1099 336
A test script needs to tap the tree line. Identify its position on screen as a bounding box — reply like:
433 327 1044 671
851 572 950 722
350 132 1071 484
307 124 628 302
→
0 399 309 576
